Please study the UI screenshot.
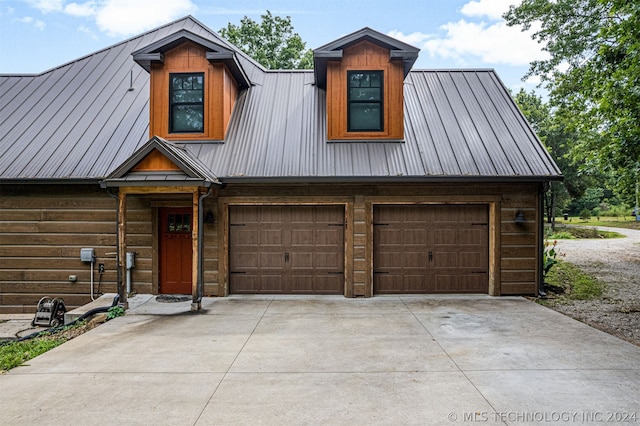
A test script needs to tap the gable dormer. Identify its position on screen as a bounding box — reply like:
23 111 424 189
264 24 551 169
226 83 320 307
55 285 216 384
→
101 136 220 188
133 30 250 142
314 28 419 141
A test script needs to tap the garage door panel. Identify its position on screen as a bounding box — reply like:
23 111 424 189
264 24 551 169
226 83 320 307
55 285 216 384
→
230 206 344 294
289 252 313 268
260 275 287 292
377 235 402 247
376 251 403 269
260 253 284 268
435 273 486 293
314 252 343 269
375 205 488 294
434 252 457 268
375 275 404 294
232 274 287 293
434 229 457 244
315 228 342 246
459 252 485 269
403 229 428 245
404 275 429 292
260 229 284 246
404 252 427 268
233 229 259 245
291 229 313 246
231 253 259 269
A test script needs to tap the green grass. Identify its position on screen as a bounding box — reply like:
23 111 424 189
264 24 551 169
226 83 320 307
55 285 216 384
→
0 320 91 373
555 217 640 230
544 260 604 300
0 334 66 373
547 226 624 239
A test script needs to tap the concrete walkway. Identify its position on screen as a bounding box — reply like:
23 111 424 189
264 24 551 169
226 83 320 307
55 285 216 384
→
1 295 639 425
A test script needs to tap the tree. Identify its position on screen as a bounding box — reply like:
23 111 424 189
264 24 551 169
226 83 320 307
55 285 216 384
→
513 89 588 226
504 1 640 205
219 11 313 70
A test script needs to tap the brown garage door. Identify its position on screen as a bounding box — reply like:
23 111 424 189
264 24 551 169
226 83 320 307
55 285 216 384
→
374 205 488 294
229 206 344 294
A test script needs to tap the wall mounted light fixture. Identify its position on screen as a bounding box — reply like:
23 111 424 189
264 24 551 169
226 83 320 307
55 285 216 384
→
514 209 526 224
204 209 215 224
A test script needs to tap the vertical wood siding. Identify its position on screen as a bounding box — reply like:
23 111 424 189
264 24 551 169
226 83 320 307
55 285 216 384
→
149 41 239 141
326 41 405 140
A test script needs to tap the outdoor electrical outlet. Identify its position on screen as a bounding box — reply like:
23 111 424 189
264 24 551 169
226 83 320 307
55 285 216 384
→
98 263 105 273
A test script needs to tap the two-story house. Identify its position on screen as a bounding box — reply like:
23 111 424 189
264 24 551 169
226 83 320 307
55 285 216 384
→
0 16 562 313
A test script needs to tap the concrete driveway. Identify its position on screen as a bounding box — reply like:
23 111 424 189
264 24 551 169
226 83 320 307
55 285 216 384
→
1 295 639 425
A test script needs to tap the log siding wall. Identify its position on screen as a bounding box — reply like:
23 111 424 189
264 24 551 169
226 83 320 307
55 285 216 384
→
0 182 541 312
0 185 119 313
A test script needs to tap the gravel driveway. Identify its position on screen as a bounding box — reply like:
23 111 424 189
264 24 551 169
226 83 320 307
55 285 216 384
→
550 226 640 345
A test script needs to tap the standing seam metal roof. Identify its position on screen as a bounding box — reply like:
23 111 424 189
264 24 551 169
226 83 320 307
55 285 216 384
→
0 16 561 183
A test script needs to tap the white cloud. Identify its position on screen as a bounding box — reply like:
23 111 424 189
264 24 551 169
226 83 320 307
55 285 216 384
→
389 0 548 68
65 2 97 17
16 16 46 30
24 0 197 37
460 0 517 20
425 20 547 66
387 30 433 48
77 25 98 39
95 0 197 37
25 0 64 13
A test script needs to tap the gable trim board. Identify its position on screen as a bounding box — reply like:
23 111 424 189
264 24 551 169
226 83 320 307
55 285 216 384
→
0 17 561 313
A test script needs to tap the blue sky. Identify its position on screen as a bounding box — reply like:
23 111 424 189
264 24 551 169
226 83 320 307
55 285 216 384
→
0 0 548 93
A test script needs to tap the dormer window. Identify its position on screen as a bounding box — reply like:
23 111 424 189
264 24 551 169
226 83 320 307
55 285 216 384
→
348 70 383 132
313 28 419 141
170 73 204 133
132 29 251 142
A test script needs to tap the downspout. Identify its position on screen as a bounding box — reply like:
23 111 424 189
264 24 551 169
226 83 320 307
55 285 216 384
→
539 182 548 297
195 186 214 308
105 187 124 306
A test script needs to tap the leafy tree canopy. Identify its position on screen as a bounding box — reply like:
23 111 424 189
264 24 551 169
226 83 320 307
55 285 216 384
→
219 11 313 70
504 0 640 198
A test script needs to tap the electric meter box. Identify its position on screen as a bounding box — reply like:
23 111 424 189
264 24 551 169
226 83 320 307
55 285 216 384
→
80 248 95 262
126 251 136 269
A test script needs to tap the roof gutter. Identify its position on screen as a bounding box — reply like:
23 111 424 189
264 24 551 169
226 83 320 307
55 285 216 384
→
0 178 102 185
218 175 564 184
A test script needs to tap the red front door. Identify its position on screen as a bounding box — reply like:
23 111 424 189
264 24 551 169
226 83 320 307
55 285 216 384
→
159 208 193 294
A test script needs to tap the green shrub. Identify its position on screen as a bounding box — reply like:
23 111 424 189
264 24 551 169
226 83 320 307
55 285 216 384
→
107 305 125 320
579 208 592 221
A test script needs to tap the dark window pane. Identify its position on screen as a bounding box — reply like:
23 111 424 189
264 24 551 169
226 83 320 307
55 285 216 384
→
172 89 202 103
172 105 204 132
168 214 175 232
349 88 381 101
183 215 191 232
370 73 381 87
350 103 381 130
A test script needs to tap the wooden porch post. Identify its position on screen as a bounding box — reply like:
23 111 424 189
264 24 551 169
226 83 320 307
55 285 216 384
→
118 191 128 308
191 189 200 310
